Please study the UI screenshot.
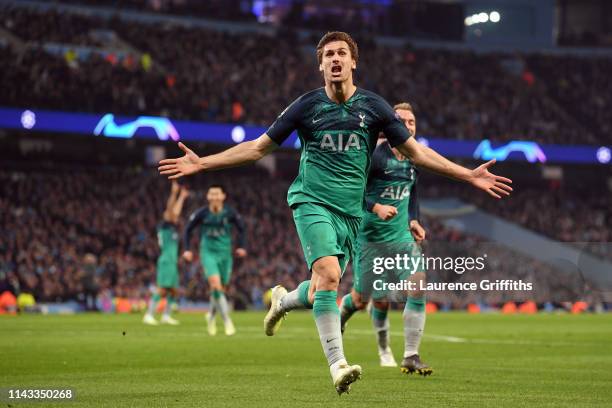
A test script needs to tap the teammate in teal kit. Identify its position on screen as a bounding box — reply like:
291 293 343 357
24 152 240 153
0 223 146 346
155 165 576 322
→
158 31 513 394
340 102 432 374
144 181 189 326
183 185 247 336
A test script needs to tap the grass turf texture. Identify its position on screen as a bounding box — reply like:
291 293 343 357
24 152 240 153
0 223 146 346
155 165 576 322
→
1 312 611 407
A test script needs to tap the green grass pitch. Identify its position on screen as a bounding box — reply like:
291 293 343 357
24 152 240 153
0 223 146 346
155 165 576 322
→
1 312 611 407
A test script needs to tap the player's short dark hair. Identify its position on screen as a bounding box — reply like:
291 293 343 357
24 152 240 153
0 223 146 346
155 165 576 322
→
316 31 359 65
208 184 225 193
393 102 414 113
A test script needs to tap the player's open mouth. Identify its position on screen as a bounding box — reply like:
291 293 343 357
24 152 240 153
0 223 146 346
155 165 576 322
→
331 65 342 74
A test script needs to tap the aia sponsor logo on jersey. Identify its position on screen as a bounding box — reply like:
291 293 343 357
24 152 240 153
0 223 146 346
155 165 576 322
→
319 133 361 151
380 185 410 200
206 227 227 237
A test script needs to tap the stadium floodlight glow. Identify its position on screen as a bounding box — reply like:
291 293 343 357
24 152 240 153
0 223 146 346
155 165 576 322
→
93 113 180 141
231 125 246 143
21 110 36 129
465 11 497 26
596 147 611 164
473 139 547 163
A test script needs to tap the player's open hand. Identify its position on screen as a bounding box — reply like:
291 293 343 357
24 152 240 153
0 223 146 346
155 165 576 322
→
409 220 426 243
373 203 398 221
159 143 202 179
235 248 247 258
469 159 513 199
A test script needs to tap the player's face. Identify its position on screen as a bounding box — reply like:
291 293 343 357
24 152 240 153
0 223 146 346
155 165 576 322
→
206 188 226 206
319 41 356 84
396 109 416 136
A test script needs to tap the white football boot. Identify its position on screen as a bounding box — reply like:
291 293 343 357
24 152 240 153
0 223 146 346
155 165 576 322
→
332 363 362 395
206 312 217 336
378 347 398 367
160 315 180 325
142 314 159 326
264 285 288 336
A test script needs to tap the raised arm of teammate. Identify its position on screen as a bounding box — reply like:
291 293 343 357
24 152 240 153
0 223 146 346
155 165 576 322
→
172 186 190 220
158 135 277 179
163 181 181 222
395 138 513 199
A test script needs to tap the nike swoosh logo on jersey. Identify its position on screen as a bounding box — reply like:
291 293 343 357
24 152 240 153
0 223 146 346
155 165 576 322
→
312 118 323 123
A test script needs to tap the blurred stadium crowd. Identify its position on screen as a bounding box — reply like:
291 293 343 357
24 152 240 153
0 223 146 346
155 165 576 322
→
0 165 602 311
0 4 609 312
422 183 612 261
1 5 610 145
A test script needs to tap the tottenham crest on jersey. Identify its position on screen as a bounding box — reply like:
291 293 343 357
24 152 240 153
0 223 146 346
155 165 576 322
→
359 112 366 128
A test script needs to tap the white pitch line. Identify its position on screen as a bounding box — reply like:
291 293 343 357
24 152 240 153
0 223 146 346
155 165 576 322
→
424 333 468 343
235 327 590 347
237 326 468 342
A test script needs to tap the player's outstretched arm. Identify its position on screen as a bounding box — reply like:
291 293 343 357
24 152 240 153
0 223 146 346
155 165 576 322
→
158 134 278 179
396 138 513 199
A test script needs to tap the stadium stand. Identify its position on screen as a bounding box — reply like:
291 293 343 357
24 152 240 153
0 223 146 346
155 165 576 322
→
0 164 599 309
0 4 609 145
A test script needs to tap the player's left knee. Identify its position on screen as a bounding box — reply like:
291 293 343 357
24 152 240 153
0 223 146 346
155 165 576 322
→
312 259 341 290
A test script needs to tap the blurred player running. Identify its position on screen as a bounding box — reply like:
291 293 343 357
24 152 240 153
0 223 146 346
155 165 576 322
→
340 102 432 375
143 181 189 325
158 31 512 394
183 185 247 336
